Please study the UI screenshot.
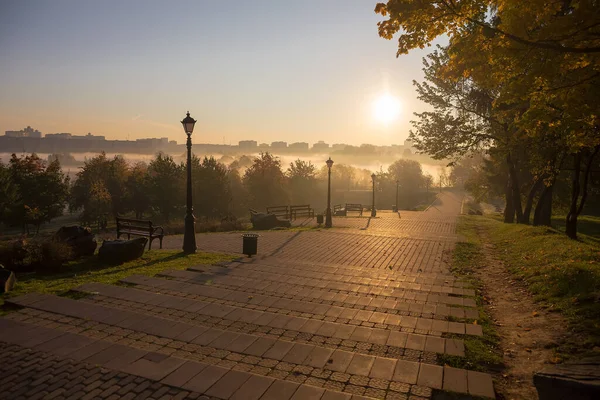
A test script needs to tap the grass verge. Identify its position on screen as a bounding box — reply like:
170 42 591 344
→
473 215 600 359
439 216 504 372
0 250 236 314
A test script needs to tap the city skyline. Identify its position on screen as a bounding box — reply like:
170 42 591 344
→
0 0 445 146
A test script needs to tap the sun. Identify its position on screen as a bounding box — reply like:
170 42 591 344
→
372 94 401 124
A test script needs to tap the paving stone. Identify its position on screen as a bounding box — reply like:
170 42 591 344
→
416 363 443 389
467 370 495 398
345 353 375 376
393 360 420 384
260 379 300 400
290 384 325 400
161 361 208 387
205 370 252 399
324 350 354 373
182 365 228 393
231 374 274 400
369 357 396 380
442 366 468 394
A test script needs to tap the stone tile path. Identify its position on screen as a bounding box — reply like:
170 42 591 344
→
0 191 496 399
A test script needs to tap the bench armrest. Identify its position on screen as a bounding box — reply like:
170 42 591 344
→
152 226 164 236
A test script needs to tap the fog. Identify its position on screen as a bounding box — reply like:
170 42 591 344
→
0 151 446 181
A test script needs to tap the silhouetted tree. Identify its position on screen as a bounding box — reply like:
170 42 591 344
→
243 153 288 209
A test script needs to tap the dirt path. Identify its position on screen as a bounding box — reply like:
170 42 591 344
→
476 226 569 400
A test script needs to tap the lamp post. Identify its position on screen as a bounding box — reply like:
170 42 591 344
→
395 180 399 213
325 157 334 228
181 111 197 254
371 173 377 217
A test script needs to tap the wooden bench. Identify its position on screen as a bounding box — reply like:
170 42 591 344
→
333 204 344 216
290 204 315 220
345 203 363 216
266 205 289 219
116 217 164 250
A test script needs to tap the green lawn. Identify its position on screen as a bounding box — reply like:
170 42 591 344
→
0 250 236 313
551 214 600 243
466 215 600 359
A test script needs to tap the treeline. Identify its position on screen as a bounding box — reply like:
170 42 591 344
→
375 0 600 238
0 152 433 233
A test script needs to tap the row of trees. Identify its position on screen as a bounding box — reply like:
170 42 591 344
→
0 152 433 232
375 0 600 238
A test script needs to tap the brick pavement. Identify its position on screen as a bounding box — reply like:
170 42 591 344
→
0 191 496 399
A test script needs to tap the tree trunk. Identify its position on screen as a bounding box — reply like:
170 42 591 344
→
506 152 524 223
566 153 581 239
504 175 515 223
523 177 545 224
566 146 600 239
533 183 554 226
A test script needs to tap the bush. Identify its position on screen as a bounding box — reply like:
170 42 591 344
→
0 237 73 273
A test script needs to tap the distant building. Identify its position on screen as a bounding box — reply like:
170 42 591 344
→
5 126 42 138
71 132 106 140
271 141 287 149
312 141 330 152
289 142 309 151
45 133 72 139
258 143 270 150
331 143 347 151
239 140 258 149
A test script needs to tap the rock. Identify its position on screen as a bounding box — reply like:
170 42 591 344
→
0 265 16 293
98 238 148 264
534 358 600 400
249 210 291 230
54 226 97 257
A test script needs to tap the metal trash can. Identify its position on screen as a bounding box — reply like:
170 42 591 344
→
316 214 324 224
242 233 258 257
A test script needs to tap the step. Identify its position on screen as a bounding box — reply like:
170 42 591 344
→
0 318 380 400
1 294 494 398
189 263 476 297
232 257 471 287
158 268 478 309
121 273 479 326
73 282 474 353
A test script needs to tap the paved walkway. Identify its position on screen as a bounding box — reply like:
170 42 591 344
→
0 191 496 399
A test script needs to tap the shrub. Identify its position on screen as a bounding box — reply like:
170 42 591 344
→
0 237 73 273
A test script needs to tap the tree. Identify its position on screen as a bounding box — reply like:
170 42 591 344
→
191 156 230 218
8 154 69 233
243 153 288 209
147 153 184 222
388 159 425 191
287 159 317 205
125 162 151 219
375 0 600 236
0 161 17 227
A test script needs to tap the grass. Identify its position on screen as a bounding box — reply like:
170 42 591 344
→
0 249 237 314
468 214 600 359
439 216 504 372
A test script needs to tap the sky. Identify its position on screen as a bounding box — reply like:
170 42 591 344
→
0 0 444 146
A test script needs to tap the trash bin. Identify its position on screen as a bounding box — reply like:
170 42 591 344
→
242 233 258 257
316 214 324 224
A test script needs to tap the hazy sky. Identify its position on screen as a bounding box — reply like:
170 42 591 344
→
0 0 444 146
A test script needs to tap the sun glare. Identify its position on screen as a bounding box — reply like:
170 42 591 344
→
372 94 401 124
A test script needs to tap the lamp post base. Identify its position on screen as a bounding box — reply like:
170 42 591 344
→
325 208 332 228
371 209 376 218
182 213 197 254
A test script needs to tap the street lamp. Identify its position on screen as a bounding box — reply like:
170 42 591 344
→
181 111 197 254
395 180 399 213
325 157 334 228
371 173 377 217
